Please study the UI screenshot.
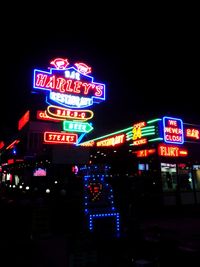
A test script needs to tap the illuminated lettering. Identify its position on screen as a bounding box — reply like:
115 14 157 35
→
64 70 80 80
49 92 93 108
46 105 94 121
133 138 147 146
186 128 200 139
158 144 188 157
35 74 104 97
96 134 125 147
163 116 184 144
44 131 77 144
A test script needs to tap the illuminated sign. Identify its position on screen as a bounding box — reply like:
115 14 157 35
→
46 105 93 121
134 149 156 157
36 110 60 122
163 116 184 144
132 121 148 146
63 121 93 133
33 58 106 109
185 128 200 140
80 141 95 147
43 131 77 144
96 134 125 147
18 110 30 131
158 144 188 157
133 138 147 146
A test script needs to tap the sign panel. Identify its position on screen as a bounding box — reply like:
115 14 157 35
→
63 121 93 133
43 131 77 144
33 59 106 109
163 116 184 144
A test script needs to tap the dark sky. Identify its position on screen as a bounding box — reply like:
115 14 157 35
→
0 5 199 140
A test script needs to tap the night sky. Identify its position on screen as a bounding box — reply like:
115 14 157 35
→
0 6 199 141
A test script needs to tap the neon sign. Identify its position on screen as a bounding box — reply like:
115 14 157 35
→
163 116 184 144
132 121 148 146
96 134 125 147
134 149 156 157
43 131 77 144
46 105 94 121
158 144 188 157
36 110 60 122
33 58 106 109
186 128 199 140
63 121 93 133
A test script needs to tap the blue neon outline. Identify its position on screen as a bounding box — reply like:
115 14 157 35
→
162 116 184 145
46 93 94 109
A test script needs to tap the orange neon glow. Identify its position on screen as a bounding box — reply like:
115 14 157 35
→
44 131 77 144
186 128 200 139
135 149 156 157
133 121 147 128
96 134 125 147
133 138 147 146
18 110 30 131
46 105 94 121
158 144 188 157
80 141 95 147
6 140 20 150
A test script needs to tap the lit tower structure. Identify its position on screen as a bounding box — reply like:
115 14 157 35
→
80 164 120 236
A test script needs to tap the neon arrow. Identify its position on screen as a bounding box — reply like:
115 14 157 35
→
63 121 93 133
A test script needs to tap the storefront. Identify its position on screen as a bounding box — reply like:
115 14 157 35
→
79 115 200 207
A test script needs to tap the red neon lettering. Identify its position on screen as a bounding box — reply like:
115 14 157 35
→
158 144 187 157
44 132 77 144
168 120 177 126
36 74 103 97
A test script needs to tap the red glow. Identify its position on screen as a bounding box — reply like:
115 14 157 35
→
44 131 77 144
0 141 4 150
7 159 14 165
50 58 69 69
135 149 156 157
158 144 188 157
18 110 30 131
74 62 92 74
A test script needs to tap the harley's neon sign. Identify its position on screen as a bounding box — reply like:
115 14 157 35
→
33 60 106 108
